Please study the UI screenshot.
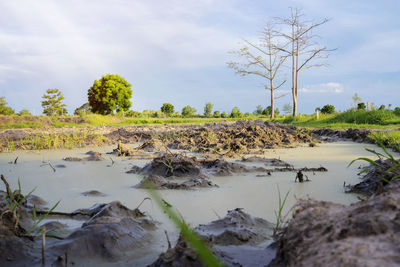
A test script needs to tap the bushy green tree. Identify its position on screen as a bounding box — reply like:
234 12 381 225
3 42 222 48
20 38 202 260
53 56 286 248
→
41 89 67 116
203 102 213 117
221 111 228 118
161 103 174 116
262 106 280 116
74 103 91 116
357 102 366 110
254 105 263 115
213 111 221 118
230 107 242 118
321 104 335 114
88 74 132 115
0 97 14 115
18 109 31 116
393 107 400 116
181 105 197 117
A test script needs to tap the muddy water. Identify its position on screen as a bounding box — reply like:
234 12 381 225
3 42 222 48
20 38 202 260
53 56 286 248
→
0 141 395 266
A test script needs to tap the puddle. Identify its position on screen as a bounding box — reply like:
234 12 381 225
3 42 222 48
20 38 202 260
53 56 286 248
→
0 141 395 266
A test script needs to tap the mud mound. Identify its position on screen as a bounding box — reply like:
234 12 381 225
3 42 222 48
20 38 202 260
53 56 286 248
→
239 156 292 167
311 128 372 142
140 154 206 178
150 208 275 267
271 186 400 267
135 175 217 190
346 158 400 195
50 201 157 264
165 120 314 157
63 151 104 161
138 154 269 179
81 190 107 197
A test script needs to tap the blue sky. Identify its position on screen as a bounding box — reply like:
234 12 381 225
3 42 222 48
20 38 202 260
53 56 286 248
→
0 0 399 115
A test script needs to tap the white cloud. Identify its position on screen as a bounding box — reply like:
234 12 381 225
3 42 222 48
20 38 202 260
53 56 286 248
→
300 82 344 94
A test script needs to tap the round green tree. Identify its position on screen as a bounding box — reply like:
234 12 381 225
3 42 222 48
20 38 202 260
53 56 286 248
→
181 105 196 117
88 74 132 115
161 103 174 116
321 104 335 114
41 89 67 116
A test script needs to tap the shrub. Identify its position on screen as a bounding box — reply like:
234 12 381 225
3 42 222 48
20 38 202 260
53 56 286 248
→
262 106 280 116
357 102 366 110
244 112 251 117
125 110 140 117
394 107 400 116
181 105 197 117
321 104 335 114
378 105 385 110
203 102 213 117
213 111 220 118
221 111 228 118
74 103 91 116
230 107 242 118
254 105 263 115
329 109 395 124
17 109 31 116
0 97 15 115
161 103 174 116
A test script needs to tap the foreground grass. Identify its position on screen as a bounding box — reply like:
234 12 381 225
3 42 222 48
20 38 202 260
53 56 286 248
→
368 131 400 152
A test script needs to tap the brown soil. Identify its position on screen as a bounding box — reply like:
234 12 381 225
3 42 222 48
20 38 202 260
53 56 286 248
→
150 208 275 267
271 161 400 267
0 120 316 156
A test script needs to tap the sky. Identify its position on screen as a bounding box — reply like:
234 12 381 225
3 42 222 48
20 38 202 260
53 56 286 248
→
0 0 399 115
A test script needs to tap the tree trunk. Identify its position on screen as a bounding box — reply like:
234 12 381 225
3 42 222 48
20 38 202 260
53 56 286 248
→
270 88 275 119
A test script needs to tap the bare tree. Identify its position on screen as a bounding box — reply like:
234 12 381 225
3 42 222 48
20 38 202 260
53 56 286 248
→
276 8 332 117
228 22 286 119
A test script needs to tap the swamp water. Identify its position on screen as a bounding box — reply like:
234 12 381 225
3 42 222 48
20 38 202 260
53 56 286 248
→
0 141 393 266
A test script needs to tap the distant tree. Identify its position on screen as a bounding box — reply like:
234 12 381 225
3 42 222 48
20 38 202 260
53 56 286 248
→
283 103 292 115
394 107 400 116
213 111 221 118
262 106 280 116
357 102 366 110
254 105 263 115
161 103 174 116
378 105 385 110
221 111 228 118
181 105 197 117
74 103 91 116
321 104 335 114
41 89 67 116
276 8 332 117
88 74 132 115
0 97 15 115
17 109 31 116
244 112 251 117
230 107 243 118
228 22 286 119
203 102 214 117
352 93 362 109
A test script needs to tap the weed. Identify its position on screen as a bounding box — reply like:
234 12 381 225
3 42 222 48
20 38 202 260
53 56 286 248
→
348 135 400 183
273 185 290 238
146 185 222 267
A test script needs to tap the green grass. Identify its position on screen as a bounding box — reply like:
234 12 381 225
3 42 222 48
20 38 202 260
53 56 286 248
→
368 131 400 152
273 111 400 130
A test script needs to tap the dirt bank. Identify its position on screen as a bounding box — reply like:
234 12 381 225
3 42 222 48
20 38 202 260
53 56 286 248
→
150 208 275 267
0 120 316 156
271 160 400 266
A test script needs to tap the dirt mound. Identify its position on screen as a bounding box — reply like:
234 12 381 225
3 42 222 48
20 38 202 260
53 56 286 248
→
81 190 107 197
138 154 269 179
311 128 372 142
346 158 400 195
150 208 275 267
49 201 157 264
239 156 292 167
63 151 104 161
271 183 400 267
134 175 217 190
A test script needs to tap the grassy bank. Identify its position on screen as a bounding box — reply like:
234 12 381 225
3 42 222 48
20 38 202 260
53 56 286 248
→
0 114 265 129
